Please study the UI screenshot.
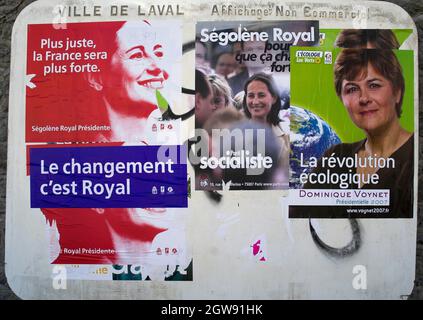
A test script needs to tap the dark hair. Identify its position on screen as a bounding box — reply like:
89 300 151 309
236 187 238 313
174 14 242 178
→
334 49 405 117
335 29 400 49
242 73 281 126
196 69 211 98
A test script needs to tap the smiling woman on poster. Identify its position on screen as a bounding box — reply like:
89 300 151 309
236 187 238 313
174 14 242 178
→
86 20 180 143
303 48 413 217
40 20 191 279
242 73 290 186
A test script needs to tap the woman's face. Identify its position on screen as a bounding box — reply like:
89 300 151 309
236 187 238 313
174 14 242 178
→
216 53 235 77
211 91 227 110
101 21 169 116
341 64 401 134
246 80 276 122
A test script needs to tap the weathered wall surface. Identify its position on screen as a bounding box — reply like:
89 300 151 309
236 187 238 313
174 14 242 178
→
0 0 422 299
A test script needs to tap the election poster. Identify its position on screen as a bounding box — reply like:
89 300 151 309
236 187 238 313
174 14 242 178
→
26 20 183 144
24 20 192 280
289 44 414 218
194 20 319 190
6 0 419 300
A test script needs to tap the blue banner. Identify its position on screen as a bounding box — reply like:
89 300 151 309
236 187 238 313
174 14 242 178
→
30 145 187 208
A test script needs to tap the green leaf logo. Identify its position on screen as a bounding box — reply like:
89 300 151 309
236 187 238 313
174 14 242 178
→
156 90 169 113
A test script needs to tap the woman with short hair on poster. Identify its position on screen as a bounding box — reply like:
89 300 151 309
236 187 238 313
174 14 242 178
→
301 48 413 218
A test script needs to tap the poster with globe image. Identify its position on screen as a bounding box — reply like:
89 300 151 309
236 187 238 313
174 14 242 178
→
194 20 319 191
289 46 414 219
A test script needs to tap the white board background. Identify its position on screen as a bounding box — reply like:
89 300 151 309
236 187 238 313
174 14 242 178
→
6 0 419 299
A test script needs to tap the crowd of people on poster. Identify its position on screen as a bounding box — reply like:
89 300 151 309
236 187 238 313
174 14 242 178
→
193 21 319 190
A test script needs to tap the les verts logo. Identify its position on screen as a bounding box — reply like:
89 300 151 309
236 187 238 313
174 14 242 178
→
295 50 324 64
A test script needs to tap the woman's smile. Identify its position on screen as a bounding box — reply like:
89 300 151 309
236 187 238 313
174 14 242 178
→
137 78 165 89
246 80 275 122
359 108 378 116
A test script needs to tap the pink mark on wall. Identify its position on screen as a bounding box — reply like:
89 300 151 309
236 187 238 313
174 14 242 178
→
252 240 266 262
